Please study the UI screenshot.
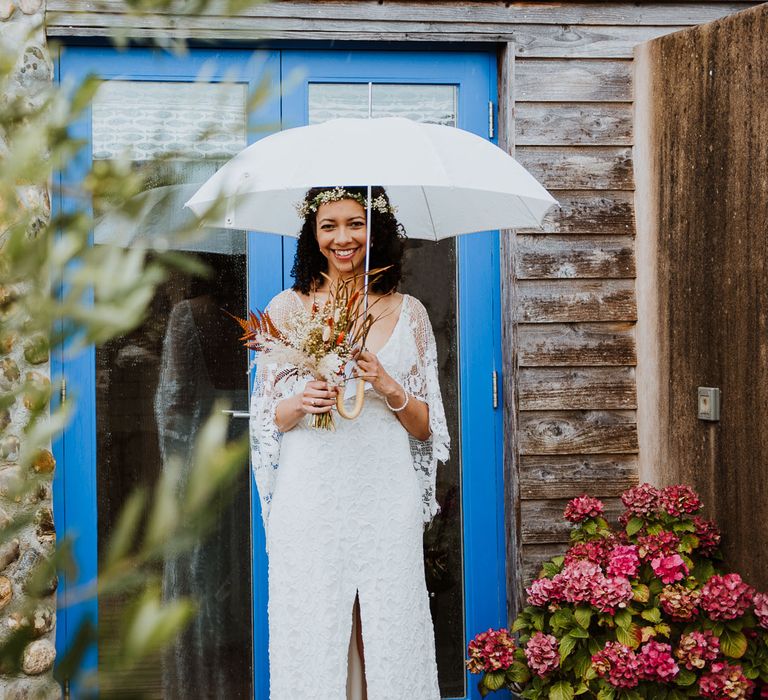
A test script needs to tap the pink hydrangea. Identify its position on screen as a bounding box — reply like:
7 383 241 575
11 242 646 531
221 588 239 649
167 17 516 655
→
621 483 662 518
524 632 560 677
660 484 703 517
591 641 641 689
754 592 768 629
564 495 605 523
590 575 633 614
556 560 604 605
606 545 640 578
651 554 689 584
659 584 700 621
675 630 720 670
636 531 680 561
698 661 753 700
637 641 679 682
699 574 755 621
564 539 611 567
693 516 722 556
466 628 516 674
526 577 564 608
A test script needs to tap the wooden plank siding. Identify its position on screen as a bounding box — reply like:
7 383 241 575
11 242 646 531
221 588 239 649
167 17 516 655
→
45 2 759 26
45 0 761 605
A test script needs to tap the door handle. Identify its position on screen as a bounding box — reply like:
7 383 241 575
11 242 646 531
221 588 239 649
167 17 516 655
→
222 410 250 419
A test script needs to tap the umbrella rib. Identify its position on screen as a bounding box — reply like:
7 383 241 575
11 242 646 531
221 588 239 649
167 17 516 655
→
419 186 438 240
518 194 547 229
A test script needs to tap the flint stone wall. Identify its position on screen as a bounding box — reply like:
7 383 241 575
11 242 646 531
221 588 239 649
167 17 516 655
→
0 1 61 698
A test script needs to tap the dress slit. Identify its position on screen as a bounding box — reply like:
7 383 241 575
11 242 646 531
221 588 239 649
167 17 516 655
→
346 589 367 700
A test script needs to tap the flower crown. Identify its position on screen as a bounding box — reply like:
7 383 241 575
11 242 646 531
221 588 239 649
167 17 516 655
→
295 187 397 219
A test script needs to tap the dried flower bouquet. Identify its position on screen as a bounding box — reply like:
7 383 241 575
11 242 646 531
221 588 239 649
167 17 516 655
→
230 269 388 429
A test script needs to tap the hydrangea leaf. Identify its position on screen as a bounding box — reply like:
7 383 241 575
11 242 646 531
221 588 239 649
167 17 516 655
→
507 661 532 684
674 669 697 687
679 534 700 553
573 651 592 679
550 608 575 633
616 623 641 648
641 607 662 623
513 617 530 633
743 666 760 680
549 680 575 700
558 634 579 661
625 517 645 537
482 670 506 691
596 685 616 700
719 628 748 659
574 606 593 630
588 638 602 655
631 584 650 603
692 559 716 583
574 680 589 696
614 608 632 630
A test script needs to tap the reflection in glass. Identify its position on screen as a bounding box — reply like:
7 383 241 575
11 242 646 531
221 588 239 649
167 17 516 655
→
308 82 457 126
372 84 457 125
401 238 464 697
92 80 253 698
308 82 465 697
92 81 246 161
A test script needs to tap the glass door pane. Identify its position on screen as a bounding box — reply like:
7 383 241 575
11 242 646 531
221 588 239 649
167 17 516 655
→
91 79 253 698
307 82 465 697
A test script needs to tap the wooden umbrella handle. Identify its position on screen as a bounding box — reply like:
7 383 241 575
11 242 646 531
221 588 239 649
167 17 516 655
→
336 378 366 419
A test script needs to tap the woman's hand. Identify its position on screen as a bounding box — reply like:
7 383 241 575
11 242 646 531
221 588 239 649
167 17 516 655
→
275 379 337 432
300 379 338 415
352 348 431 440
352 348 403 406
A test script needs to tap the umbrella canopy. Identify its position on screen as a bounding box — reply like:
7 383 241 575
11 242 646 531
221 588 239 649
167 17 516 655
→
184 116 557 238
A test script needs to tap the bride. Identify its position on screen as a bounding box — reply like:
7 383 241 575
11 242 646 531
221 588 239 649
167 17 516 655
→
249 185 450 700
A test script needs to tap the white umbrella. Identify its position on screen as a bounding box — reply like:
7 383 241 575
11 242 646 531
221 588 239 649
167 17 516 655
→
184 116 557 238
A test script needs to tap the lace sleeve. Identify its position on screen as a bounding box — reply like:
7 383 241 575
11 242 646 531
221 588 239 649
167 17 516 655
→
401 296 451 525
248 290 299 544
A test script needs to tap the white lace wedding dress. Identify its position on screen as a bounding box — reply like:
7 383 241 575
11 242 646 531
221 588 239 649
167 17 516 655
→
249 289 450 700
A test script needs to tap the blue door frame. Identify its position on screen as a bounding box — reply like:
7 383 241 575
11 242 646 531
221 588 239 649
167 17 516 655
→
55 45 506 700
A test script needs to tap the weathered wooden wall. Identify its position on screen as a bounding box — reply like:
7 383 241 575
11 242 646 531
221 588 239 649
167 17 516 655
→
45 0 762 613
634 4 768 590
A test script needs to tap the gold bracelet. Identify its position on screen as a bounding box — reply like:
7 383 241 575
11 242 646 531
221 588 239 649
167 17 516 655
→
385 388 409 412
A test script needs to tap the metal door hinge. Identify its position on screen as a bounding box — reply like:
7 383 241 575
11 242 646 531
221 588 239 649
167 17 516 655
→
60 378 67 405
492 370 499 409
488 100 495 139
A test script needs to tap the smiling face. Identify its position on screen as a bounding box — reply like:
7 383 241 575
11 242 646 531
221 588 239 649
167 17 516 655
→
314 198 368 281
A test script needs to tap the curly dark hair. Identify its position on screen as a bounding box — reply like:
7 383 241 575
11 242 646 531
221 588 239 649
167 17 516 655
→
291 186 406 294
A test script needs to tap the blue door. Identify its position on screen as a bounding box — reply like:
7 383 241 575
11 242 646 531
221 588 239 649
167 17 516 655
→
56 46 505 700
